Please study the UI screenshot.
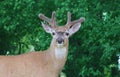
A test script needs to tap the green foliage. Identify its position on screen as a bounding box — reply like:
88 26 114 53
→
0 0 120 77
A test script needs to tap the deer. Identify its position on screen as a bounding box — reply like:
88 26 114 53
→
0 11 85 77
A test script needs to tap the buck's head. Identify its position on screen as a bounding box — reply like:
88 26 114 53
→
39 11 85 47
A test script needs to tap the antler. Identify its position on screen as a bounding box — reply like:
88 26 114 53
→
66 12 85 27
66 12 71 26
38 11 56 26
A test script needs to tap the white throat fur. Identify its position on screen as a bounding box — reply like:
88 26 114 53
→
55 47 66 59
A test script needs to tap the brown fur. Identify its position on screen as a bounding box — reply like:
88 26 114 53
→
0 40 68 77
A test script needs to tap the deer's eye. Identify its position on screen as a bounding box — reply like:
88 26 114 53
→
52 32 55 35
65 32 69 36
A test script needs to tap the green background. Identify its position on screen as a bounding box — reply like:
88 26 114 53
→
0 0 120 77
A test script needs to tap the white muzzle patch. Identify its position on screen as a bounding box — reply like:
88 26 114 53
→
56 42 64 47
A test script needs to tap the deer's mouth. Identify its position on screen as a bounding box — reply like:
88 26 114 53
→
56 43 64 47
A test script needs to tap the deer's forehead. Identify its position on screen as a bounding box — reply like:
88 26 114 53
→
53 26 68 32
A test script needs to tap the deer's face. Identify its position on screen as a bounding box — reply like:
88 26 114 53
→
39 11 85 47
41 23 83 47
49 26 69 47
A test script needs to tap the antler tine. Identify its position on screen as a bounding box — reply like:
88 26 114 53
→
71 17 85 25
38 14 51 24
66 12 71 25
51 11 56 26
66 11 85 27
38 11 57 26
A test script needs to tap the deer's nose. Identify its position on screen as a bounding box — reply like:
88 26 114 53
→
56 38 64 44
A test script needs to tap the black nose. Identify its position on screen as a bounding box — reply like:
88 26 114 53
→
56 38 64 44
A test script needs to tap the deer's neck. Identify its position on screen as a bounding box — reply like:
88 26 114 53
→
48 40 68 72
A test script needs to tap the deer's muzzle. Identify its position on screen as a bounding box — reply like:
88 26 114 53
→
56 38 64 44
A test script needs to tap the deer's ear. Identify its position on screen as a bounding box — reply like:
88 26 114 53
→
41 22 52 33
69 23 81 35
68 17 85 35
